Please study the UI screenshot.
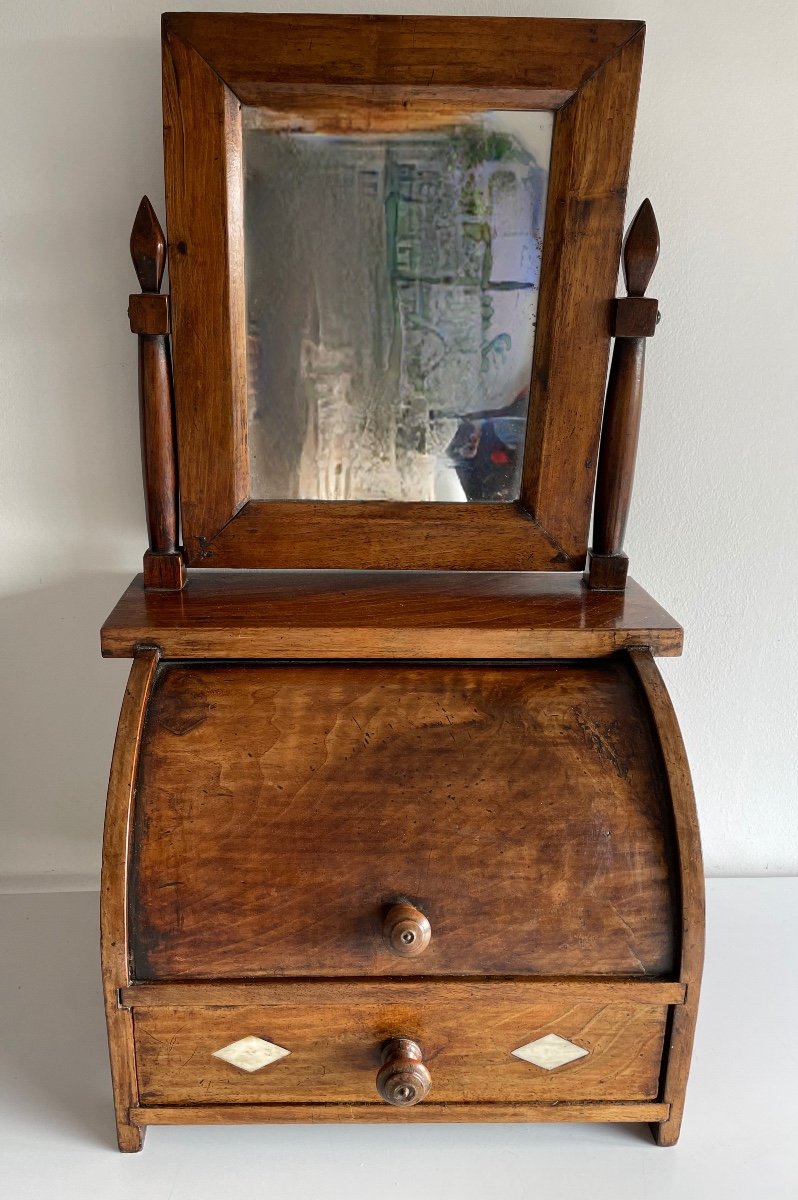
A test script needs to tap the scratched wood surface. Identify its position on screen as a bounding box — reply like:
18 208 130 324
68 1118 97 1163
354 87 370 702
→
130 657 677 980
133 994 667 1105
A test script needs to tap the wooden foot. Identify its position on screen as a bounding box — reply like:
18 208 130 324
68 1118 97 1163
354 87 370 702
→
651 1114 681 1146
116 1121 146 1153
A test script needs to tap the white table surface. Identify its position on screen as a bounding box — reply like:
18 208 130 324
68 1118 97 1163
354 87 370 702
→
1 878 796 1199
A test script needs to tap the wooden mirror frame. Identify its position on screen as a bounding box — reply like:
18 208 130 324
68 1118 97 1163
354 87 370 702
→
161 13 645 571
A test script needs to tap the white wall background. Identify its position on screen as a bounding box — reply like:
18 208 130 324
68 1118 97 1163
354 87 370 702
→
1 0 796 889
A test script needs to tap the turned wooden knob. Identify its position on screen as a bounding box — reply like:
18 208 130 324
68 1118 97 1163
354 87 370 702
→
376 1038 431 1107
383 903 431 957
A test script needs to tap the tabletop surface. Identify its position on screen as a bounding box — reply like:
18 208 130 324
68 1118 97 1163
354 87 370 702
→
101 571 683 659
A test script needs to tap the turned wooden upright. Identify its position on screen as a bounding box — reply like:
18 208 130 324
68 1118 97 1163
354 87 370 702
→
586 199 660 591
129 197 185 591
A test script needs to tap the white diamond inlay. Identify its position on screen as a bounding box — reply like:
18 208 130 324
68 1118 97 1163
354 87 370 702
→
212 1035 290 1073
512 1033 589 1071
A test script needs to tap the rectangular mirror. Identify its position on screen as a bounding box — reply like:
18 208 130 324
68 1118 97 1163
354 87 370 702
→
244 110 553 503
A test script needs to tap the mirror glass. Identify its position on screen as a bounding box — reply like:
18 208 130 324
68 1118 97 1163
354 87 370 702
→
244 109 553 502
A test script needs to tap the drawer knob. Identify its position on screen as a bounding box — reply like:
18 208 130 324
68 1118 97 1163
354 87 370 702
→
376 1037 431 1107
383 903 431 957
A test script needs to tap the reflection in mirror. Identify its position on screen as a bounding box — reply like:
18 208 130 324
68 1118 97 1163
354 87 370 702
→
244 110 552 502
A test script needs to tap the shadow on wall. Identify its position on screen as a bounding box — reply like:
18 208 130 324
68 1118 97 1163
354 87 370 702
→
1 35 169 888
0 573 135 890
2 34 166 544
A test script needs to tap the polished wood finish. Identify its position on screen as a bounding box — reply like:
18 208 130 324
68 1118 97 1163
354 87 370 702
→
120 979 687 1009
630 651 705 1147
132 1101 670 1126
162 29 247 560
127 293 170 337
141 550 185 591
129 197 185 591
161 14 645 570
587 201 660 591
130 658 677 981
192 502 575 572
614 295 659 339
376 1038 431 1107
130 195 166 293
100 649 159 1153
100 571 683 660
132 994 667 1104
165 13 641 98
521 29 644 561
621 198 660 297
383 904 432 959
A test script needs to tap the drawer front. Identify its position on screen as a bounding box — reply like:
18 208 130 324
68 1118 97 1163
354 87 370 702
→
131 659 676 979
133 987 668 1106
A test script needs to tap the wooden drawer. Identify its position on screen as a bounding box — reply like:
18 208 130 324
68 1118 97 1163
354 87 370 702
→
130 659 677 980
131 982 670 1107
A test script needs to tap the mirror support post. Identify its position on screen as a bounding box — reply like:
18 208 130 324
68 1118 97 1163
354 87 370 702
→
585 200 660 591
129 197 186 591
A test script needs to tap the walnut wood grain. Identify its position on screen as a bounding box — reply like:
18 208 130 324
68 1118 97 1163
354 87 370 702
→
194 501 573 572
100 649 159 1153
629 651 705 1147
120 980 687 1009
160 14 645 570
131 1101 670 1125
130 657 678 980
521 27 644 562
164 13 642 96
587 201 660 590
100 571 683 660
162 23 248 557
132 995 668 1105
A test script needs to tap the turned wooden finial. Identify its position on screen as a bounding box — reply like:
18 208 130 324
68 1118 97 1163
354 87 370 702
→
623 198 659 296
130 196 166 295
585 200 661 591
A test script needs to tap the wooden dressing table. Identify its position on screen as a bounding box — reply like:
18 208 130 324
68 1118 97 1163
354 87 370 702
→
100 13 703 1151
